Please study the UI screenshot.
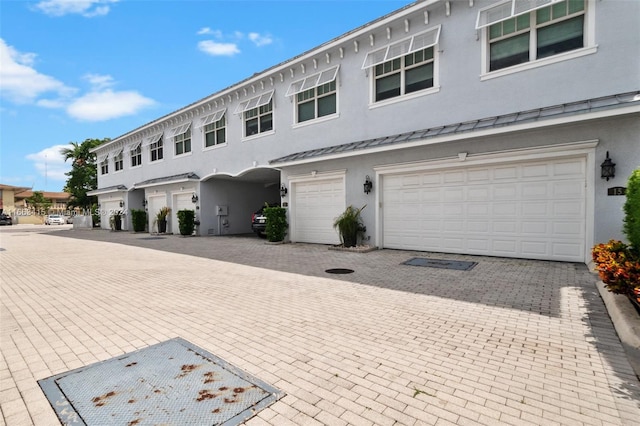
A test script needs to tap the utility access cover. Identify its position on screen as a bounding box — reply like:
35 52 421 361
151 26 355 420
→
402 257 477 271
38 338 283 426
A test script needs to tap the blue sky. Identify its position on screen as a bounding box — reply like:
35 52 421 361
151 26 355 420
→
0 0 410 192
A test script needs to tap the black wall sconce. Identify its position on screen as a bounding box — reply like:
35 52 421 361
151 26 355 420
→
191 193 199 203
363 175 373 194
119 200 124 208
142 199 147 207
601 151 616 181
280 184 288 198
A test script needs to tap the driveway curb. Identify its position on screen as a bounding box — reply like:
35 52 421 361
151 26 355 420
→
597 280 640 379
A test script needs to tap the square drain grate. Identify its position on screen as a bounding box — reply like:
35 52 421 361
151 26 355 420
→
39 338 284 425
402 257 477 271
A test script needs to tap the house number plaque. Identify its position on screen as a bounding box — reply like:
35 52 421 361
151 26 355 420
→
607 187 626 196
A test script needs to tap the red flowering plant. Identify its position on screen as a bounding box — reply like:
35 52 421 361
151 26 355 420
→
592 240 640 301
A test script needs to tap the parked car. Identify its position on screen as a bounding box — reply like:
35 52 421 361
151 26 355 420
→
0 213 12 226
251 203 279 238
45 214 65 225
66 215 74 224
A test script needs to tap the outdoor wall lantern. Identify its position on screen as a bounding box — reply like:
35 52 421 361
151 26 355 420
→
119 200 124 208
601 151 616 181
363 175 373 194
280 184 288 198
142 199 147 207
191 193 199 203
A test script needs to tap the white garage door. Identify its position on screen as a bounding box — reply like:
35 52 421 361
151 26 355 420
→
172 193 194 234
100 200 120 230
382 157 586 262
292 177 345 244
147 195 166 233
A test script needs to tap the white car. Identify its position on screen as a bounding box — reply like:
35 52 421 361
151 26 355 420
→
45 214 66 225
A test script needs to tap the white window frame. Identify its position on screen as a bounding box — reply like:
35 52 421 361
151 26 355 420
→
201 110 227 149
171 123 192 157
233 91 275 140
364 26 441 108
149 137 164 163
130 142 142 168
113 149 124 172
479 0 596 80
99 157 109 175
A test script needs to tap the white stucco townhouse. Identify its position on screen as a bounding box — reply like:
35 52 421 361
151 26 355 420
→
90 0 640 264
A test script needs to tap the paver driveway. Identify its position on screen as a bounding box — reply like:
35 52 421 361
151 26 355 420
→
1 226 639 425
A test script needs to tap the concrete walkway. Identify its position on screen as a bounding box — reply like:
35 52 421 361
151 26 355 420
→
1 225 639 425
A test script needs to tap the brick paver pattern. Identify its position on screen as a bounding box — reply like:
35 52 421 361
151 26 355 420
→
1 226 639 425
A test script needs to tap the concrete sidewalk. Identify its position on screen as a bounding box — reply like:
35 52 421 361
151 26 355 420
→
1 226 639 425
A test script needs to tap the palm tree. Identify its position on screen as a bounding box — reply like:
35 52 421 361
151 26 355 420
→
60 138 108 209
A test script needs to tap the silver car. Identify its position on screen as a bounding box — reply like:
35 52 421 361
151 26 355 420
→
45 214 65 225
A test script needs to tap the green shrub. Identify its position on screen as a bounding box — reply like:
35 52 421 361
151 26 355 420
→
131 209 147 232
333 205 366 247
623 169 640 250
91 203 100 227
177 209 195 236
264 205 288 242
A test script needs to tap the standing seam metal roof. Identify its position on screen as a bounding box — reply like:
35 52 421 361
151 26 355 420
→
269 91 640 165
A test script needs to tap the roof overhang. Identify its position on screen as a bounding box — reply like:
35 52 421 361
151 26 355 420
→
133 172 200 189
270 92 640 167
87 185 128 196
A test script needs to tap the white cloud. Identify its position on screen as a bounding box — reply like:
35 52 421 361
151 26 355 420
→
197 40 240 57
197 27 222 38
0 38 76 104
66 90 156 121
83 73 115 90
248 32 273 47
34 0 118 17
25 144 71 183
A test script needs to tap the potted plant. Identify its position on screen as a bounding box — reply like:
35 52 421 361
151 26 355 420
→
263 204 288 242
156 206 170 233
109 210 123 231
177 209 195 236
131 209 147 232
333 205 366 248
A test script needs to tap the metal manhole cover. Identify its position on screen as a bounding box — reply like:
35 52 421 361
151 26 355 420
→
38 338 284 425
402 257 477 271
138 236 166 240
325 268 354 274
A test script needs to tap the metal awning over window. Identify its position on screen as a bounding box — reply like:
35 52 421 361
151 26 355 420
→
97 153 108 163
362 26 441 70
141 133 163 147
285 66 339 97
233 90 274 115
196 109 226 128
170 123 191 137
109 148 123 158
128 141 142 151
476 0 562 29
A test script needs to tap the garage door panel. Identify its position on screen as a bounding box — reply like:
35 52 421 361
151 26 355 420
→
494 166 518 180
382 157 586 262
554 159 584 176
293 178 343 245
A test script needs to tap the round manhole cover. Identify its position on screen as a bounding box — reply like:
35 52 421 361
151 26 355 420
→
325 268 354 274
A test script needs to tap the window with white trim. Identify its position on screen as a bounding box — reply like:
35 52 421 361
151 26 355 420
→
374 48 434 102
100 158 109 175
287 66 339 123
173 124 191 156
204 115 226 147
130 144 142 167
362 26 440 103
114 151 123 172
482 0 586 72
234 91 274 138
150 137 163 162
